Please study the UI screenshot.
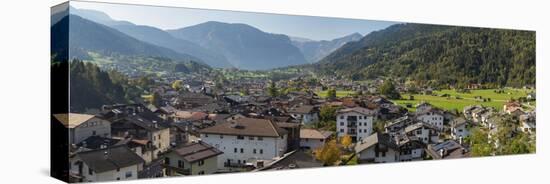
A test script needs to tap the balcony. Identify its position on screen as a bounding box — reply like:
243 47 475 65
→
162 164 191 175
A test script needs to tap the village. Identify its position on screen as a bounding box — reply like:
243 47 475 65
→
53 67 536 182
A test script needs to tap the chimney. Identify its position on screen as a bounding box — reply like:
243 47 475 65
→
104 151 109 160
439 149 444 158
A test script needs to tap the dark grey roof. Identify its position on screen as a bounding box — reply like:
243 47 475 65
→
289 105 315 114
170 142 223 163
77 145 145 173
77 136 120 150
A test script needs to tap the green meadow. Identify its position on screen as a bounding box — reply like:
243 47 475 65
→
393 89 534 112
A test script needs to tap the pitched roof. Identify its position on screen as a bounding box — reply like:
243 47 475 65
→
404 122 437 133
171 142 223 163
337 107 375 116
53 113 97 128
451 117 468 127
300 129 332 139
355 133 398 153
77 145 145 173
199 117 288 137
289 105 315 114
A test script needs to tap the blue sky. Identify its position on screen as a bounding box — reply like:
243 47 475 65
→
71 1 397 41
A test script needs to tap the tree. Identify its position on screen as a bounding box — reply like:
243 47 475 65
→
378 80 401 99
469 127 493 157
341 135 352 149
314 140 341 166
172 80 183 91
267 81 279 97
319 105 338 122
327 88 337 99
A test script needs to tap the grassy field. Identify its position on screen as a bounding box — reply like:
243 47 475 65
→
393 88 534 112
315 90 356 98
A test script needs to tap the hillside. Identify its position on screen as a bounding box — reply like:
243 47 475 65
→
291 33 362 63
69 60 132 112
51 15 201 62
315 23 535 88
168 21 307 70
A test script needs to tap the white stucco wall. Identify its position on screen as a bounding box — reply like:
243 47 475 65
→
200 134 287 169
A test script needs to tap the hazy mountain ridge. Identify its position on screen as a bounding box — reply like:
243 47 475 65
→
291 33 362 63
168 21 308 70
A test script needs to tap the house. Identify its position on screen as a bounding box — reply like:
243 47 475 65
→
299 129 332 149
519 113 536 134
199 118 288 169
463 105 482 120
110 114 171 158
395 136 425 161
415 102 433 113
384 115 414 138
426 140 470 159
336 107 376 142
163 141 223 176
71 145 145 182
403 122 440 144
503 101 522 114
355 133 399 163
288 105 319 125
53 113 111 145
450 118 470 141
415 109 444 130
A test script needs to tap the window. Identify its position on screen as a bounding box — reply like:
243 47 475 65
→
164 157 170 165
158 135 161 140
240 148 244 153
340 122 344 126
234 148 237 153
249 136 254 140
358 129 362 133
204 134 208 137
116 177 120 180
116 168 120 172
340 129 344 133
198 160 205 166
88 168 93 175
258 137 263 141
237 135 244 140
359 122 362 126
340 115 344 119
359 116 362 120
125 171 132 178
92 131 96 136
178 160 184 168
253 149 257 154
198 171 205 175
382 151 386 157
364 116 367 119
220 135 223 139
260 149 263 154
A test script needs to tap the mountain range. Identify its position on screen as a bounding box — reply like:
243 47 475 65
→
291 33 362 63
313 23 536 87
60 7 364 70
167 21 308 70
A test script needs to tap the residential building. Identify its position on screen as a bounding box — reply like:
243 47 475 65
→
415 109 444 130
299 129 332 149
163 141 222 176
53 113 111 145
426 140 470 159
336 107 376 142
71 145 145 182
403 122 440 144
355 133 399 163
199 118 288 169
451 117 470 141
288 105 319 125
